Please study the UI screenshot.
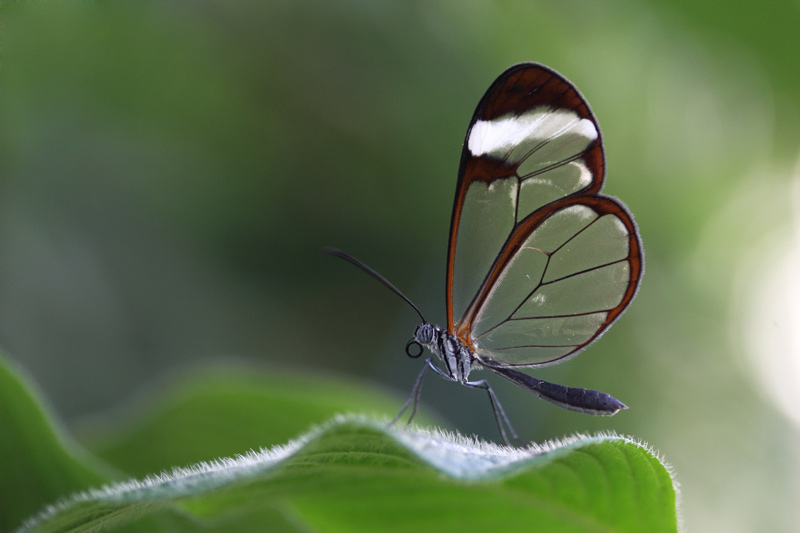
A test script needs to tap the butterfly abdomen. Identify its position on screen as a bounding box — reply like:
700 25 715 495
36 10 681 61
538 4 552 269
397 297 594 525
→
480 361 627 416
534 379 627 415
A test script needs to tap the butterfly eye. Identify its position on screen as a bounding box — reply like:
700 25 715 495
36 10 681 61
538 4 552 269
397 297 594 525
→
414 323 434 344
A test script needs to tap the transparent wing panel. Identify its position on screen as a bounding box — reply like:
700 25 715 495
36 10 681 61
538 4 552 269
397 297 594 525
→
451 177 516 322
515 262 631 318
525 204 598 253
475 345 575 366
543 214 630 283
517 161 592 217
472 243 549 338
474 312 608 365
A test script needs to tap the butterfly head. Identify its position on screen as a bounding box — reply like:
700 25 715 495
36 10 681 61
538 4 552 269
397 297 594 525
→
405 322 436 359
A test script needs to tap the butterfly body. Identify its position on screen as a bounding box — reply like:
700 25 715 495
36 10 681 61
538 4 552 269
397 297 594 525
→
327 62 642 445
413 323 473 383
412 321 626 416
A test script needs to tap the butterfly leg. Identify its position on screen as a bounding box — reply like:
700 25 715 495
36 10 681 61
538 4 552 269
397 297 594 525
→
464 379 519 446
390 357 435 428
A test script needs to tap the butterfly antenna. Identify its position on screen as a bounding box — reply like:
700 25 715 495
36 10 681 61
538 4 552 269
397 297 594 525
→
323 247 427 323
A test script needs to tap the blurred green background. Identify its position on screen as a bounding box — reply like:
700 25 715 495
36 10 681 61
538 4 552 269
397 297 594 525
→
1 0 799 531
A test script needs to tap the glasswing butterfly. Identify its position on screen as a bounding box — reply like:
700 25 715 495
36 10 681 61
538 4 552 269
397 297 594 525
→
327 63 643 445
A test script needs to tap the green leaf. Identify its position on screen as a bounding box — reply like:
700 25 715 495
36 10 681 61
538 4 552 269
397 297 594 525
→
0 354 108 532
21 415 678 532
0 350 677 532
78 366 412 478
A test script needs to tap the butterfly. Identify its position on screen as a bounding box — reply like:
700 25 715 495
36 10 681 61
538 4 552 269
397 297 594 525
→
327 63 643 445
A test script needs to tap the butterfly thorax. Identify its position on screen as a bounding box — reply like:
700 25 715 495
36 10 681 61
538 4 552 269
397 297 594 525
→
413 323 474 383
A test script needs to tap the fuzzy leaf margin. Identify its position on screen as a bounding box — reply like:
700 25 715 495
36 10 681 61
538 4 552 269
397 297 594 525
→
20 414 679 533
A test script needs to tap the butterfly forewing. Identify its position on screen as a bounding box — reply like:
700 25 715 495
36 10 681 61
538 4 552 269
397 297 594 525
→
447 64 606 330
447 63 642 368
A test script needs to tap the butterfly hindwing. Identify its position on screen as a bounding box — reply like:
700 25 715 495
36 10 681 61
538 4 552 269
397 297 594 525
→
469 196 641 366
